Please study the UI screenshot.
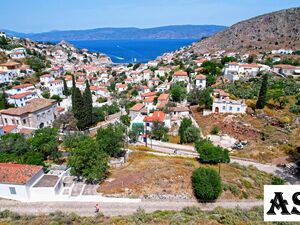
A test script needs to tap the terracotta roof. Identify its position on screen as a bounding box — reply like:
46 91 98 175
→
64 75 73 81
57 106 65 112
240 63 261 68
0 125 17 133
174 70 188 76
195 74 206 80
0 163 43 185
158 93 169 101
274 64 296 69
195 59 207 63
0 61 21 67
40 74 53 78
214 89 230 97
10 92 34 99
129 103 144 111
19 128 35 135
116 84 126 89
12 83 33 89
144 96 155 103
144 111 165 123
49 80 63 84
141 92 157 98
170 106 189 112
156 102 167 109
0 98 56 116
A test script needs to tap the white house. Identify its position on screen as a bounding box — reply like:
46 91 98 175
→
129 103 145 119
7 84 35 96
116 84 127 93
8 91 38 107
9 51 26 59
195 74 206 89
40 74 55 85
0 163 66 202
0 98 57 129
0 71 14 84
0 163 44 201
48 80 64 96
172 70 189 83
0 32 6 38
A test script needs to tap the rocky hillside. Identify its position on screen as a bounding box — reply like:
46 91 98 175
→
190 7 300 53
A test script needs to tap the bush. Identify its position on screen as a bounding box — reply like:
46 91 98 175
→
279 116 292 125
192 167 222 201
195 139 230 164
210 126 220 135
271 176 285 185
289 105 300 114
183 125 200 143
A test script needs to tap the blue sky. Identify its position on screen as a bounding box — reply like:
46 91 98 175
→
1 0 299 32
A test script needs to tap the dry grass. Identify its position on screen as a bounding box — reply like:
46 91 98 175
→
98 152 273 200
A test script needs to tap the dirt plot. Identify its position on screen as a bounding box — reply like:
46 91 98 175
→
98 152 273 200
191 107 295 163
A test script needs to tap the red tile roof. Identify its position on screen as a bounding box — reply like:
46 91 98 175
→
144 96 155 103
158 93 169 101
195 74 206 80
274 64 296 69
141 92 157 98
144 111 165 123
12 83 33 89
0 125 17 133
10 91 34 99
129 103 144 111
0 163 43 184
174 70 188 76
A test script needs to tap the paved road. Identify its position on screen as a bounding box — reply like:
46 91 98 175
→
0 199 263 216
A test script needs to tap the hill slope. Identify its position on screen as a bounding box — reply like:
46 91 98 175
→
2 25 226 41
190 7 300 53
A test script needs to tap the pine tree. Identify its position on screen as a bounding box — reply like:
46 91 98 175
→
62 79 70 96
72 87 86 130
83 80 93 127
256 74 268 109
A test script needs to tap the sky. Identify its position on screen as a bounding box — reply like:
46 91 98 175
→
1 0 300 33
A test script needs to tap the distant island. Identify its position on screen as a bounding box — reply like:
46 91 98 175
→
2 25 226 41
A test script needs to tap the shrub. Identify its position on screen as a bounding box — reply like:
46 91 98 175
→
289 105 300 114
192 167 222 201
271 176 285 185
279 116 292 125
183 125 200 143
195 139 230 164
210 126 220 135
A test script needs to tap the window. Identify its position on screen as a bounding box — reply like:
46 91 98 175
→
4 118 7 124
229 106 233 111
222 106 226 111
237 108 240 112
23 119 27 124
146 123 150 127
9 187 16 195
16 120 19 125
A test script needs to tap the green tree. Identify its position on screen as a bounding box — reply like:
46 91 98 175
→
0 90 10 110
151 122 168 140
198 88 213 109
179 118 193 143
170 82 186 102
68 137 108 182
72 87 86 130
195 139 230 164
96 123 125 157
31 128 61 160
256 74 268 109
120 115 131 127
183 126 200 143
83 80 93 127
62 79 70 96
50 95 62 102
192 167 222 200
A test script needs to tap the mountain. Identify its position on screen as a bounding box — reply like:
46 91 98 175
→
1 25 226 41
190 7 300 53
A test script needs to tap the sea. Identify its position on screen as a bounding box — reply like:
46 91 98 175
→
68 39 197 64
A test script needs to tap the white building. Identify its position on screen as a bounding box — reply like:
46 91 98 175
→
48 80 64 96
195 74 206 89
0 98 57 129
8 91 38 107
7 84 35 96
0 163 65 202
172 70 189 83
40 74 55 85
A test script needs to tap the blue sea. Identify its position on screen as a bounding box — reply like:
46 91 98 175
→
68 39 197 64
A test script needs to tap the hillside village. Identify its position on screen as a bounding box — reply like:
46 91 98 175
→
0 23 300 219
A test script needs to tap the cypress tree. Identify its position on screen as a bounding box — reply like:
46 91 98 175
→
83 80 93 127
0 90 10 109
62 79 70 96
71 75 76 106
72 87 86 130
256 74 268 109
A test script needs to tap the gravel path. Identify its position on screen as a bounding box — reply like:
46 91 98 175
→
0 199 263 216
